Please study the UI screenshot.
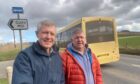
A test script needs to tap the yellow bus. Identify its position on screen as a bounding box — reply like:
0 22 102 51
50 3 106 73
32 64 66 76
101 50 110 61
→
57 17 120 64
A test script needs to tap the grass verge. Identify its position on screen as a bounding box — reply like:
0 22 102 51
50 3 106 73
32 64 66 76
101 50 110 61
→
0 48 20 61
119 48 140 55
0 78 8 84
0 44 29 61
119 36 140 49
119 36 140 55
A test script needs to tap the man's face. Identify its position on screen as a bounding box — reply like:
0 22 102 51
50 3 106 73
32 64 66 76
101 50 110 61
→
37 26 56 49
72 32 86 51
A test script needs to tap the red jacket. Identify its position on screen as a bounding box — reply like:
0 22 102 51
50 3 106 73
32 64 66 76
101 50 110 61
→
61 49 103 84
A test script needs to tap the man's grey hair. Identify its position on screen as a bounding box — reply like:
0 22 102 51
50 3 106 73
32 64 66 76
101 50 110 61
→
72 28 83 37
36 20 56 34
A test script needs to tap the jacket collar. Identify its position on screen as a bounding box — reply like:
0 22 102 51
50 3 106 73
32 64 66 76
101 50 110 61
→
66 43 93 64
67 43 88 55
33 41 56 56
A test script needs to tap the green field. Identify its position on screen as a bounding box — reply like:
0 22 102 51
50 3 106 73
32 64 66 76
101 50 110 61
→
0 44 29 61
0 78 8 84
119 36 140 55
119 36 140 49
0 48 19 61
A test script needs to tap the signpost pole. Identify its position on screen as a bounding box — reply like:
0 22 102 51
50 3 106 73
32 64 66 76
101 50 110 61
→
13 30 16 48
19 30 22 50
17 13 23 50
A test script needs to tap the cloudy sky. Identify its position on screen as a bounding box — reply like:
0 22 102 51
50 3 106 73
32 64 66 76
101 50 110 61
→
0 0 140 43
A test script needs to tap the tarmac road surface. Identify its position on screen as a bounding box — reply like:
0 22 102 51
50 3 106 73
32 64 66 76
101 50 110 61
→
102 54 140 84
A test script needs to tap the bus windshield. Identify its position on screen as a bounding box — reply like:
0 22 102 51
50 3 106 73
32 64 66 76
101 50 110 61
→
86 21 114 43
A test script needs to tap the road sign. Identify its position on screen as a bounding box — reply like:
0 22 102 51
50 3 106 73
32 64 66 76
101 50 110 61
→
8 19 28 30
12 7 24 13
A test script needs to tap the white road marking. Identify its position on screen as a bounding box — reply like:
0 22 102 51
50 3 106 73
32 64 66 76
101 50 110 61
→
131 64 140 68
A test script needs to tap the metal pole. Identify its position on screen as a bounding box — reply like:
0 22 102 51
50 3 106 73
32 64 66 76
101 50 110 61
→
13 30 16 48
19 30 22 50
17 13 23 50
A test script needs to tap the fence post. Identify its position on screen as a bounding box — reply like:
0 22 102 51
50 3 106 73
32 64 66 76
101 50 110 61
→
6 66 13 84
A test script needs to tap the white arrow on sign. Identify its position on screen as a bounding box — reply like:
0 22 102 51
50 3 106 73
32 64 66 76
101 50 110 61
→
8 19 28 30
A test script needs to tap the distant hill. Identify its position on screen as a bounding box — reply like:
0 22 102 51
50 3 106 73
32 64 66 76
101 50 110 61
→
119 30 130 32
118 31 140 37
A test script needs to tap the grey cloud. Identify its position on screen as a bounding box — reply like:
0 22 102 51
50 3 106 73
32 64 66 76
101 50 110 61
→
0 0 140 30
111 0 140 6
117 19 133 26
124 7 140 20
109 0 140 18
134 19 140 23
24 0 103 27
14 0 140 28
60 0 103 18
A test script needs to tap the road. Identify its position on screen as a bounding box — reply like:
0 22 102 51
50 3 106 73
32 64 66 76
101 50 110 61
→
0 60 14 78
102 54 140 84
0 54 140 84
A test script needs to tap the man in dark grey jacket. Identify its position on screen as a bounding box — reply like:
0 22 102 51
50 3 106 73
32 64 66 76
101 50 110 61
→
12 20 64 84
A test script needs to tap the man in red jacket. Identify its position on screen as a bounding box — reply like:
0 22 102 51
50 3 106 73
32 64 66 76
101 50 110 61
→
61 29 103 84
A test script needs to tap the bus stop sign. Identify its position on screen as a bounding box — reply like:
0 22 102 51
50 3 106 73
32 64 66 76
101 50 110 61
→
12 7 24 13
